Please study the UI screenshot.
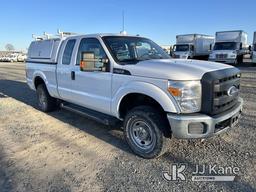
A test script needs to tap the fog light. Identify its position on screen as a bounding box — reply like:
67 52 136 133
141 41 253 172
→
188 123 207 134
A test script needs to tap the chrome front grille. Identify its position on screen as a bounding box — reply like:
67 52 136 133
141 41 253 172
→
216 54 228 59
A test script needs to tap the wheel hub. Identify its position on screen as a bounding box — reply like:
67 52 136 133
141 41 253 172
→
129 120 154 149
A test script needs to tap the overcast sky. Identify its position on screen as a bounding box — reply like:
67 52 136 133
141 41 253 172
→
0 0 255 51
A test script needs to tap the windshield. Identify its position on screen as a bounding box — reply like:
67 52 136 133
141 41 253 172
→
213 42 238 50
173 44 189 52
102 36 170 64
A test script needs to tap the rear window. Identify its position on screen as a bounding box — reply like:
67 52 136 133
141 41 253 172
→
62 39 76 65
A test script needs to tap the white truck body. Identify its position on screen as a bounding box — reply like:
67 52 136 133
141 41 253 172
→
209 30 249 64
172 34 214 59
26 33 243 158
252 32 256 63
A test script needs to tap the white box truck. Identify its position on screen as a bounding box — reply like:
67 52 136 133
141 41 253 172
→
209 30 249 65
252 32 256 63
172 34 214 60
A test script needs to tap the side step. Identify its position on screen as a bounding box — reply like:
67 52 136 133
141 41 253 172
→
60 102 121 126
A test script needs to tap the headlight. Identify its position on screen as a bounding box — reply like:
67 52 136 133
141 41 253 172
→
168 80 202 113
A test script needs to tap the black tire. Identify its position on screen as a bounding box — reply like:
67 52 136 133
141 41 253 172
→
124 106 170 159
36 84 57 112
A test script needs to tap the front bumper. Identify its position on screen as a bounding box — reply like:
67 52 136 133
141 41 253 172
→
209 58 236 64
167 97 243 139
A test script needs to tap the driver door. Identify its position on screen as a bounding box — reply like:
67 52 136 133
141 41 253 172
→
71 38 112 115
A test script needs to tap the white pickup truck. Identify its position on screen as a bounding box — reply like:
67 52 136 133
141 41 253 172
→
26 33 243 158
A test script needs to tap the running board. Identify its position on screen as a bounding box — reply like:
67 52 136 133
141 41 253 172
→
60 102 120 126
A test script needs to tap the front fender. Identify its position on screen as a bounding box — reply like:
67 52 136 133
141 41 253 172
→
112 81 180 118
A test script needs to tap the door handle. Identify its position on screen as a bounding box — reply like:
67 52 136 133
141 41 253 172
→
71 71 75 80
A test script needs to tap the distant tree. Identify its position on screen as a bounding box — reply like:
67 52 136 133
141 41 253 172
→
5 44 15 51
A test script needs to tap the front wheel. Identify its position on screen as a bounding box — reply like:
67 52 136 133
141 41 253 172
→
124 106 170 159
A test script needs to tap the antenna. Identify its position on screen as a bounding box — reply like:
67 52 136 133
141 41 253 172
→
120 10 127 35
122 10 125 32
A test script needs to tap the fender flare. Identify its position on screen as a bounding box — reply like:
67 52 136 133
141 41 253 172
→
32 71 48 90
111 81 180 119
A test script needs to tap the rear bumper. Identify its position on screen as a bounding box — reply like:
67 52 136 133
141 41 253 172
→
167 97 243 139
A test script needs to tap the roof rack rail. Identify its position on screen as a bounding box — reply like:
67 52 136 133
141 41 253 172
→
32 34 44 41
43 32 54 39
57 29 77 38
32 29 77 41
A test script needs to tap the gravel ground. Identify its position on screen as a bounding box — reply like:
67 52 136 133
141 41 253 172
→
0 62 255 192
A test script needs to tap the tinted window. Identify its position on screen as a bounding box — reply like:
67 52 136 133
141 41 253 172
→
213 42 238 50
173 44 189 52
76 38 107 65
62 39 76 64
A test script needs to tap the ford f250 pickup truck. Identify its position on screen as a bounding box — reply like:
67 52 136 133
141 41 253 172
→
26 33 243 159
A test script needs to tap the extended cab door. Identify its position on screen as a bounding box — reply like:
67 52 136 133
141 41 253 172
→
70 37 112 115
57 39 77 101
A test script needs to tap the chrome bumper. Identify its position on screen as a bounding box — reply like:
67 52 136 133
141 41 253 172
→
167 98 243 139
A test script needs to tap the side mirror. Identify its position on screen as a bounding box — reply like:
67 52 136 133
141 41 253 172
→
80 52 109 71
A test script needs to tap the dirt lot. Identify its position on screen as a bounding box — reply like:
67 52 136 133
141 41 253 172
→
0 62 255 192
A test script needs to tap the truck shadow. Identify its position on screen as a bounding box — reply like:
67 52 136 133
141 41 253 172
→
0 147 14 192
0 79 131 155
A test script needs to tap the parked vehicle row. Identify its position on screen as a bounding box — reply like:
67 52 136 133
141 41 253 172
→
0 53 27 62
171 30 253 65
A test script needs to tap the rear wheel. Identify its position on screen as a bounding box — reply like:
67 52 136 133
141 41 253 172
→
124 106 170 159
36 84 57 112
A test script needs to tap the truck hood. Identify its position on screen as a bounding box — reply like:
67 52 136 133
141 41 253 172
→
123 59 233 80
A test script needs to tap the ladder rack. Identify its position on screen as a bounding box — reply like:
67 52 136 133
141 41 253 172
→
32 29 78 41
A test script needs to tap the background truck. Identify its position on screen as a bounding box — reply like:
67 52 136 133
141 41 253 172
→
209 30 249 65
252 32 256 63
172 34 214 60
26 33 243 159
